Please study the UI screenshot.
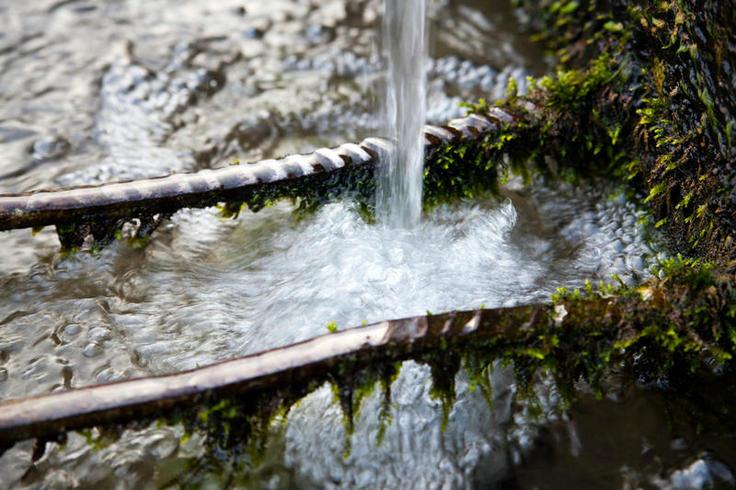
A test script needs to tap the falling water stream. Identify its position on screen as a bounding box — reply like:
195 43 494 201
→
379 0 428 227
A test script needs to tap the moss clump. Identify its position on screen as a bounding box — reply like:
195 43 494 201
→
449 51 640 216
374 361 401 446
416 350 462 432
326 321 339 333
328 361 402 457
510 0 736 265
551 258 734 385
464 352 495 408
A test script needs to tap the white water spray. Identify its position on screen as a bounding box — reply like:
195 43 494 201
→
378 0 428 228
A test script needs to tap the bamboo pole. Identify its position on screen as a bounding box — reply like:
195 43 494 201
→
0 304 543 448
0 109 516 248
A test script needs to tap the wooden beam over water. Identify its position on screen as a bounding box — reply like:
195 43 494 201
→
0 304 544 448
0 109 517 249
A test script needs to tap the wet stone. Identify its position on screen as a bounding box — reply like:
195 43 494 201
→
671 437 689 451
244 19 271 39
20 357 49 382
664 456 736 489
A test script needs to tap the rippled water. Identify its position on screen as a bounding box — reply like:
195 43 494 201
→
0 180 655 395
0 183 665 488
2 0 733 489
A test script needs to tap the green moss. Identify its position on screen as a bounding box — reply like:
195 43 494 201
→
464 351 495 408
329 361 403 457
513 0 736 264
78 426 123 452
454 47 638 205
217 201 245 219
375 361 401 446
423 352 461 433
538 54 622 111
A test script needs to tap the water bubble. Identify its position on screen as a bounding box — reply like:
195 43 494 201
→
82 342 104 358
87 327 111 343
30 135 70 161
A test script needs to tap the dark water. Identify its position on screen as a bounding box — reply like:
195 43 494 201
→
0 0 732 489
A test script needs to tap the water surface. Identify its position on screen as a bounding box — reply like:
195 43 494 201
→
0 1 721 489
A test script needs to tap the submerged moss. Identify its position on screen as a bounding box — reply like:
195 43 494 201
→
415 351 461 433
329 361 403 457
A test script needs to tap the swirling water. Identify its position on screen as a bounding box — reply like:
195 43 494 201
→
0 1 734 489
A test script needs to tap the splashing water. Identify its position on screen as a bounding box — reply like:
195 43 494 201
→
378 0 428 227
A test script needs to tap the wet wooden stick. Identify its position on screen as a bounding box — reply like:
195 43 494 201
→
0 110 513 240
0 304 543 448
